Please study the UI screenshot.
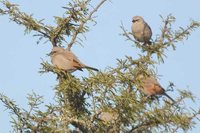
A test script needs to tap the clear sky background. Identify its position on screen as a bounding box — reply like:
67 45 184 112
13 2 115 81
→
0 0 200 132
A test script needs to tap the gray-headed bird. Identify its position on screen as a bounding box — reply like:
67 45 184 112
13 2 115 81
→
131 16 152 45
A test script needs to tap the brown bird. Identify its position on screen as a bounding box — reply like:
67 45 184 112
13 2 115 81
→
137 75 175 103
50 47 98 72
98 112 118 123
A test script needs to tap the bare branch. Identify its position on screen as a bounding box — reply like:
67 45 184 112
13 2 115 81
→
120 22 136 43
67 0 108 50
159 15 171 44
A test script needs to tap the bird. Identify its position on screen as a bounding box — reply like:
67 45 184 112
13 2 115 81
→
131 16 152 45
137 74 175 103
98 112 118 123
50 47 99 72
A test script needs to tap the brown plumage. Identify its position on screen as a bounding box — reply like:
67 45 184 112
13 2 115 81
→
50 47 98 72
98 112 118 123
138 75 175 103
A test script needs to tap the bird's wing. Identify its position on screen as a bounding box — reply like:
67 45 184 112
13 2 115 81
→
64 50 85 70
141 78 156 96
148 77 164 92
143 22 152 40
52 54 74 70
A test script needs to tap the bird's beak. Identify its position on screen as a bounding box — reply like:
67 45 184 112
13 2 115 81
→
47 51 54 56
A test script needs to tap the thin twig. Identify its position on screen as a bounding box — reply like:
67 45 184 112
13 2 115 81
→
128 121 155 133
159 16 169 45
120 22 136 43
67 0 107 50
166 24 196 45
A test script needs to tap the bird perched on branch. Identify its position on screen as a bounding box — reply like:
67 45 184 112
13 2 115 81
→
98 111 118 123
137 74 175 103
131 16 152 45
50 47 99 72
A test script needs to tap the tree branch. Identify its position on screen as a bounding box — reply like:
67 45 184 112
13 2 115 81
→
0 1 51 42
159 15 171 45
67 0 108 50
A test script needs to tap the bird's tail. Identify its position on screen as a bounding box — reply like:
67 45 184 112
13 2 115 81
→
164 93 176 104
85 66 99 71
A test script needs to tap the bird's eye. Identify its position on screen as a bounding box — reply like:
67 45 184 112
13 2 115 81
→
49 51 56 55
132 19 139 22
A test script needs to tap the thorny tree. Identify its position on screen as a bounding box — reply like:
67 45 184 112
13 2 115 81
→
0 0 200 132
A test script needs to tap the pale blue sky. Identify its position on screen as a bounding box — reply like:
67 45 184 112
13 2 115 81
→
0 0 200 132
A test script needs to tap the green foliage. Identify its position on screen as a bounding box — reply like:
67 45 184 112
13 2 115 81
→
1 0 200 133
0 0 105 48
